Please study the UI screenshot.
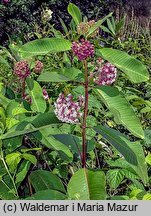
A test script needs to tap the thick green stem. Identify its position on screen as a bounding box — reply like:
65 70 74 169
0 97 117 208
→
82 60 89 168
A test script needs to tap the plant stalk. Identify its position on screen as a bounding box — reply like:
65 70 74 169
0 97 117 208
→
82 60 89 168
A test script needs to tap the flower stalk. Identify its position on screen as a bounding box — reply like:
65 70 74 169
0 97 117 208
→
81 60 89 168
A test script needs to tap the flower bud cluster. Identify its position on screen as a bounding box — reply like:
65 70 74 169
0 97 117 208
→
72 39 95 61
34 60 44 74
77 20 99 38
54 93 84 124
14 60 30 79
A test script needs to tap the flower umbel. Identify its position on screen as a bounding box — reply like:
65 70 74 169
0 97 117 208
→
14 60 30 79
94 62 117 86
72 39 95 61
54 93 84 124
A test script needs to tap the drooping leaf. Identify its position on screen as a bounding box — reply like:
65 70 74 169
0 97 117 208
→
53 134 95 154
22 153 37 165
37 67 83 82
26 78 46 113
34 128 73 162
19 38 71 59
95 86 144 139
94 125 137 165
0 112 60 140
29 170 66 193
95 126 148 184
98 48 149 83
67 168 106 200
67 3 82 25
130 142 149 185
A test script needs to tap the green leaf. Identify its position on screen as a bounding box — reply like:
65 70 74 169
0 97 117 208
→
5 152 21 172
29 170 66 193
26 189 66 200
3 136 22 152
107 18 115 35
67 3 82 25
0 160 7 177
15 161 31 186
86 12 113 38
107 169 124 189
128 141 148 185
145 154 151 165
26 78 46 113
19 38 71 59
35 128 73 162
59 17 69 35
94 125 137 165
98 48 149 83
22 153 37 165
0 112 60 140
53 134 95 154
67 168 106 200
95 86 144 138
143 193 151 200
37 67 82 82
111 196 129 200
12 107 28 116
0 181 16 200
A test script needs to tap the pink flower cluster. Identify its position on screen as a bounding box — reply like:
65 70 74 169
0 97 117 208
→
94 62 117 86
42 89 49 100
14 60 30 79
34 60 44 74
72 39 95 61
2 0 9 3
54 93 84 124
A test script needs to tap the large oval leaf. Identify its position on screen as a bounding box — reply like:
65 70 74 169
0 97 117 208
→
29 170 66 193
94 125 138 165
67 3 82 25
98 48 149 83
37 67 83 82
26 78 46 113
94 126 148 184
95 86 144 139
34 128 73 162
0 112 60 140
67 168 106 200
19 38 71 59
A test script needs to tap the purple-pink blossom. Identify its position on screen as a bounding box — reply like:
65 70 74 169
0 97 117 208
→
14 60 30 79
94 62 117 86
72 39 95 61
54 93 84 124
2 0 10 3
42 89 49 100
